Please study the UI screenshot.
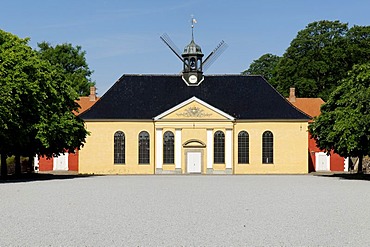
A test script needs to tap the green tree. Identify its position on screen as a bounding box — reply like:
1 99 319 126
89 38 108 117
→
242 53 281 84
274 20 349 100
0 30 35 176
309 63 370 173
346 25 370 67
37 42 94 96
0 30 88 176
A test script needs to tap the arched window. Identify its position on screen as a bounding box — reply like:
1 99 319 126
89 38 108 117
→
163 131 174 164
190 57 196 70
138 131 150 164
184 58 189 71
214 131 225 163
238 131 249 164
114 131 125 164
197 58 202 71
262 131 273 164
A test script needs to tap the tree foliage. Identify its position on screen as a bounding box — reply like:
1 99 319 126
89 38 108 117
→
245 20 370 100
309 63 370 172
242 53 281 83
37 42 94 96
0 30 89 175
346 25 370 68
275 20 349 100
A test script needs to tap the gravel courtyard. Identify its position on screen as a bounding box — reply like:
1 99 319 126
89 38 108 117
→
1 174 370 246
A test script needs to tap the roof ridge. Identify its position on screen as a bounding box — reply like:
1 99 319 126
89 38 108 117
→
115 74 253 77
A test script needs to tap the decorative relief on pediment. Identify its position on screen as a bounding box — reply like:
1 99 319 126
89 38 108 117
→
176 106 212 118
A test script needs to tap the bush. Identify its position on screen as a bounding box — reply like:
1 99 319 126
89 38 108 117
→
5 156 31 174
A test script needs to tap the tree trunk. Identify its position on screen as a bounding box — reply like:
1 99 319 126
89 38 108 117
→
15 155 21 176
28 155 33 173
358 155 363 174
1 153 7 178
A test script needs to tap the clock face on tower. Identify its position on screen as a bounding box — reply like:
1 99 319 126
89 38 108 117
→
189 75 198 84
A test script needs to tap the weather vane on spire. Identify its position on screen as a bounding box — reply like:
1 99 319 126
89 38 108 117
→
191 15 197 40
160 16 228 85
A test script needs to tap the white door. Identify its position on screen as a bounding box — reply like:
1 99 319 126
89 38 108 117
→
53 153 68 171
315 152 330 171
187 152 202 173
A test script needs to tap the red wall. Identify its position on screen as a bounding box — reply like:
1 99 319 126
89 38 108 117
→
38 151 79 172
38 156 53 171
68 152 78 171
308 149 315 172
330 153 345 171
308 133 345 171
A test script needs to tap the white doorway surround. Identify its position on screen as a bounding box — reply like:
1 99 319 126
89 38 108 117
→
315 152 330 171
187 152 202 173
53 153 68 171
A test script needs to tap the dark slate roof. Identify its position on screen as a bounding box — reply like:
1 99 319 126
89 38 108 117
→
80 74 310 120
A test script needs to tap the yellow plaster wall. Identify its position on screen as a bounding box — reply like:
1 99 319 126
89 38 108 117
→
162 164 175 171
79 121 155 174
181 128 207 142
233 121 308 174
213 164 226 171
80 119 308 175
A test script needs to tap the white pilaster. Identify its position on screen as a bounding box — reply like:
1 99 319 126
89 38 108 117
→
156 128 163 171
175 129 182 170
207 129 213 170
344 157 349 172
225 129 233 170
34 155 39 173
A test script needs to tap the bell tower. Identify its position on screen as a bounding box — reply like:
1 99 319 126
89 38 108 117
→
160 16 228 86
181 17 204 85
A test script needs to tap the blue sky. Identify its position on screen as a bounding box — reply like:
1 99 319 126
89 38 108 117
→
2 0 370 94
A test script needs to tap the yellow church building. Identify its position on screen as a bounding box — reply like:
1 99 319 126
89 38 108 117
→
79 32 310 175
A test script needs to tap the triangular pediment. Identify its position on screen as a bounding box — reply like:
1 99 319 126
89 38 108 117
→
154 96 235 121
